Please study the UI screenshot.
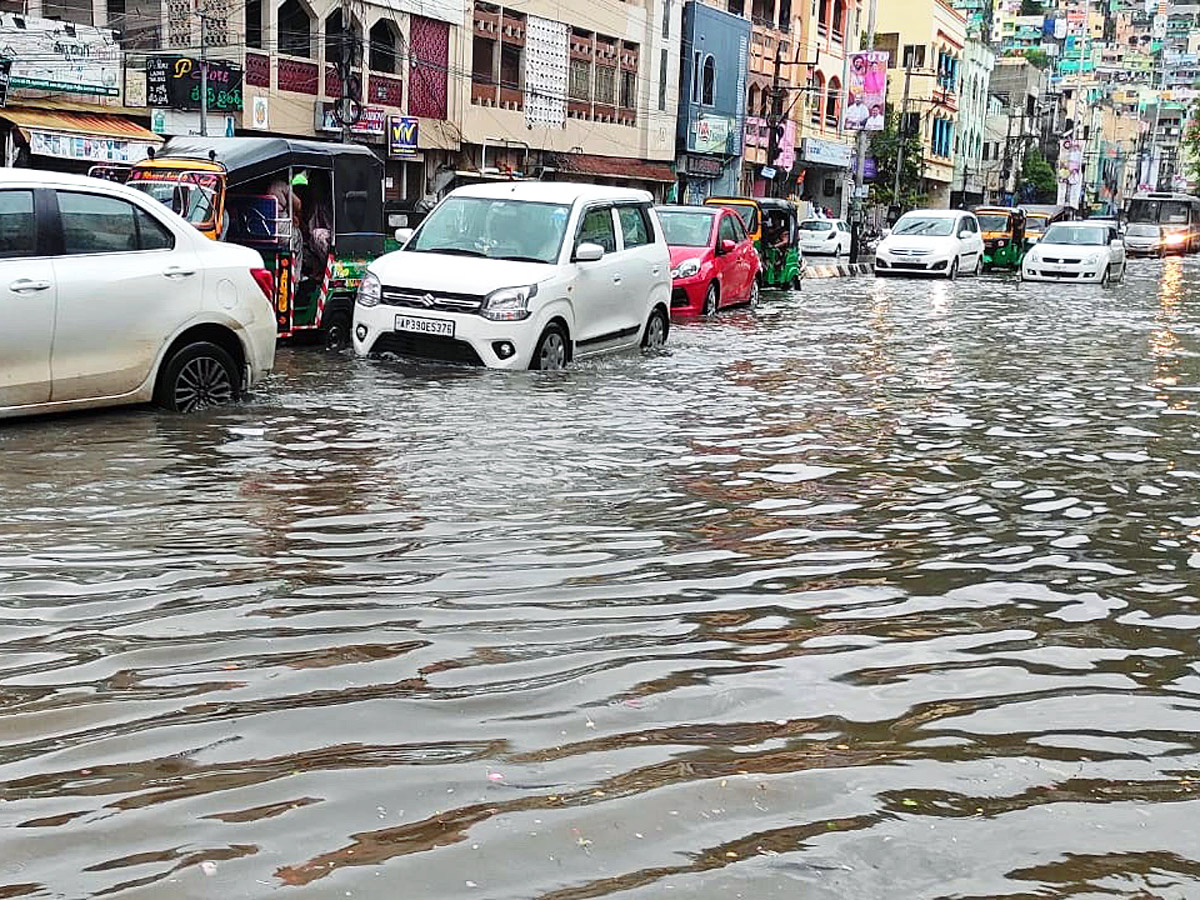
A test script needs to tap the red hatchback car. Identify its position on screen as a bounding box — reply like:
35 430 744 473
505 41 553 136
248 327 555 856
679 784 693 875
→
656 205 762 316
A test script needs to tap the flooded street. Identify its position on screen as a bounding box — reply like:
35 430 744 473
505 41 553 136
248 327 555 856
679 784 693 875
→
3 258 1200 899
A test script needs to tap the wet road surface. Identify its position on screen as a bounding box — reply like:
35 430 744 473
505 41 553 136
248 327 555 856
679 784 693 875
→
2 257 1199 899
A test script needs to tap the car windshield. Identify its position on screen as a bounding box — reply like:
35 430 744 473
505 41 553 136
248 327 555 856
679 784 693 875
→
408 196 572 263
977 213 1010 232
799 221 833 232
658 210 715 247
130 179 217 225
1126 224 1160 237
893 216 956 237
1042 224 1108 246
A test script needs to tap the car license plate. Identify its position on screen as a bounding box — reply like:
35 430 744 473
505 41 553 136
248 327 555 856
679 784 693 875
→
396 315 454 338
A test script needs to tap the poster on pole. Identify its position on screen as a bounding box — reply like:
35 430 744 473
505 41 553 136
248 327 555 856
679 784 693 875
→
843 50 889 131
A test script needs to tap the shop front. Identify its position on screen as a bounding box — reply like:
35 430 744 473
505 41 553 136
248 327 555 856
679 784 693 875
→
1 105 163 174
798 137 852 218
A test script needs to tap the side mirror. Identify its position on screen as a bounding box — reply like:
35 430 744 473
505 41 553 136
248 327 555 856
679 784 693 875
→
959 229 972 239
394 227 414 245
574 242 605 262
881 228 891 237
718 239 737 254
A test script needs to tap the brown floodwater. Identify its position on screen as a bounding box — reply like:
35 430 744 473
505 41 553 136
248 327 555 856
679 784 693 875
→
1 258 1199 899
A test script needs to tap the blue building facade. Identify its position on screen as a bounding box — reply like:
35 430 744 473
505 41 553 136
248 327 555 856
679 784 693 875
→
675 1 750 203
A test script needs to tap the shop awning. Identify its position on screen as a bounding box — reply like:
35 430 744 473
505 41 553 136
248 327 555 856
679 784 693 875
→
558 153 676 184
2 107 162 144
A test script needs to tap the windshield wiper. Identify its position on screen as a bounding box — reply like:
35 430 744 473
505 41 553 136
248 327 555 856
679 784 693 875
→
412 247 487 257
493 255 548 263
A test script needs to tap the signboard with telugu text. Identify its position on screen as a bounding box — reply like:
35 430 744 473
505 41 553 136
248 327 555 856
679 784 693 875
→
0 13 120 97
146 56 243 112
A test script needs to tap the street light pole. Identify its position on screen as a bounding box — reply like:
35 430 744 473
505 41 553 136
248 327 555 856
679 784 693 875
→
766 46 783 198
849 0 878 261
198 4 209 136
892 64 913 209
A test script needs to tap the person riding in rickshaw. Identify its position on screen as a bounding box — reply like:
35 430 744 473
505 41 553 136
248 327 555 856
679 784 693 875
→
126 137 384 347
973 206 1028 271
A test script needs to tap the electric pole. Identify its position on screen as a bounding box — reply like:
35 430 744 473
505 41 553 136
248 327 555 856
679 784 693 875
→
766 46 783 198
849 0 878 260
892 64 913 210
341 0 352 143
198 2 209 135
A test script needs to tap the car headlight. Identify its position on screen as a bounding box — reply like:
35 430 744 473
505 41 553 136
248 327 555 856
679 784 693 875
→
357 270 381 307
1166 233 1185 245
481 284 537 321
1083 253 1101 264
671 258 702 280
996 239 1008 248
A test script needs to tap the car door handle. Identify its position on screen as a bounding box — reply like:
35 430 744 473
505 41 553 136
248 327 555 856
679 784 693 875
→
9 278 51 293
651 266 661 275
163 266 196 279
612 275 622 284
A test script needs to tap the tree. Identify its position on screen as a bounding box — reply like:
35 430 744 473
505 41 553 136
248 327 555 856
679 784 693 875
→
1185 113 1200 187
1019 0 1042 14
1020 147 1057 202
1022 49 1050 70
867 105 928 211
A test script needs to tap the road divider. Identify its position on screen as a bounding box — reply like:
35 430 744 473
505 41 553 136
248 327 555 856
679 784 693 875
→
802 262 874 279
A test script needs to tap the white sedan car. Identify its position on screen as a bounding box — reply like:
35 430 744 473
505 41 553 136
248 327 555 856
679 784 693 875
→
355 183 672 370
797 218 852 257
1021 222 1126 285
874 209 985 279
0 170 276 420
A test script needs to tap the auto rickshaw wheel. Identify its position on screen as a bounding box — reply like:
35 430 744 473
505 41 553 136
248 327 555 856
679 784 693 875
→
324 310 352 350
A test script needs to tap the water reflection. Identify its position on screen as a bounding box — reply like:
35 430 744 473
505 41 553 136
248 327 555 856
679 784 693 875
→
2 259 1200 899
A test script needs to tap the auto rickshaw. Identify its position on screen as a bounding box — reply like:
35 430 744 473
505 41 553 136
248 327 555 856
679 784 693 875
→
704 196 803 290
126 137 384 347
1020 204 1074 245
973 206 1028 270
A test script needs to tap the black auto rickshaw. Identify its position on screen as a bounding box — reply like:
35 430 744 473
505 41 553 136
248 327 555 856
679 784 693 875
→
1020 204 1074 245
973 206 1028 270
127 137 384 347
704 196 804 290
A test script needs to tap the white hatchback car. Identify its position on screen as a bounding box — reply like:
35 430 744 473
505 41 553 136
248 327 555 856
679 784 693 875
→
354 183 672 370
1022 221 1126 285
0 170 276 420
797 218 852 257
874 209 986 278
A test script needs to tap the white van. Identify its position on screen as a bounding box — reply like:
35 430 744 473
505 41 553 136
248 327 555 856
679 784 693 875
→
353 183 671 370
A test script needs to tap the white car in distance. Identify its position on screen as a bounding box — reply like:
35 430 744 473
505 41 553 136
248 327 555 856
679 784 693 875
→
873 209 985 279
798 218 852 257
0 169 276 421
354 183 672 370
1021 222 1126 285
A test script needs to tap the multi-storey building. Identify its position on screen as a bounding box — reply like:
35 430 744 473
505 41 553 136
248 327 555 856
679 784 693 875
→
739 0 800 194
674 1 751 201
874 0 968 207
951 36 995 207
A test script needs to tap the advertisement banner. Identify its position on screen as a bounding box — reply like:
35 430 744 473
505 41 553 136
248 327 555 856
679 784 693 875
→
843 50 889 131
690 113 734 154
0 13 120 97
317 103 386 136
388 115 419 158
29 130 154 164
146 56 244 112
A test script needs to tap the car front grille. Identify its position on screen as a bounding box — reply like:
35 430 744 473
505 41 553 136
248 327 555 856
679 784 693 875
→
370 333 485 366
889 248 932 257
890 262 929 270
1040 257 1081 265
1039 270 1079 278
381 287 485 314
671 288 692 307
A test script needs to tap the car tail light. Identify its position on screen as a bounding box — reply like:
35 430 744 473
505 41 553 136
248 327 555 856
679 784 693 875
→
250 268 274 303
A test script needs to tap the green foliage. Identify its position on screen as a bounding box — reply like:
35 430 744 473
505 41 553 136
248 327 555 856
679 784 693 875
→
867 106 928 211
1019 0 1042 14
1022 49 1051 70
1185 114 1200 187
1021 147 1057 202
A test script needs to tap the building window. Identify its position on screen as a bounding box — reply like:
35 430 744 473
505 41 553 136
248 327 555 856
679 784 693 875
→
832 0 844 40
596 65 616 103
691 50 701 100
245 0 263 49
325 10 362 65
748 83 760 116
620 69 635 108
810 71 825 124
701 54 715 106
825 76 840 126
902 43 925 68
569 58 591 100
369 20 398 72
278 0 314 58
473 35 496 83
500 42 522 90
658 48 667 111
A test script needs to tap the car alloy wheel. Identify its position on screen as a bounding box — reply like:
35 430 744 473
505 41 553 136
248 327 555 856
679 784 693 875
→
533 325 568 370
947 258 959 280
156 341 240 413
747 279 760 309
642 307 668 350
703 283 719 317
